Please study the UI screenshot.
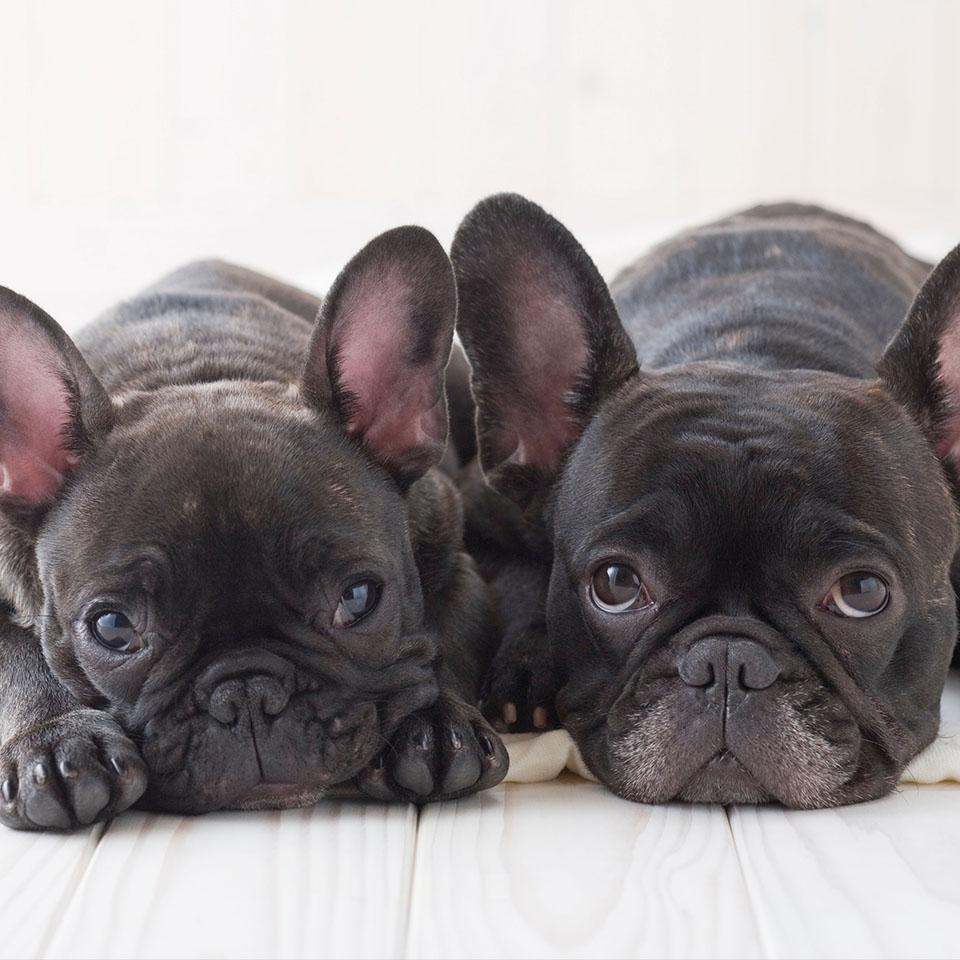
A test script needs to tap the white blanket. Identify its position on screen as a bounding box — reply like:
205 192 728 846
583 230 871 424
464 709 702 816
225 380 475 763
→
503 671 960 786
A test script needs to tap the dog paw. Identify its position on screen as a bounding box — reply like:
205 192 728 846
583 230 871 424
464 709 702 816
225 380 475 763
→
355 696 508 803
479 626 559 732
0 709 148 831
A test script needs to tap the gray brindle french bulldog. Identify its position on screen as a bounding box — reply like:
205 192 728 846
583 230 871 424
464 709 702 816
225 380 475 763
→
452 194 960 808
0 227 507 830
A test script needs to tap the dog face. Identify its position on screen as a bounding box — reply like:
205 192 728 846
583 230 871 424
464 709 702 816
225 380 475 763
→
554 365 955 806
453 194 960 807
0 227 456 812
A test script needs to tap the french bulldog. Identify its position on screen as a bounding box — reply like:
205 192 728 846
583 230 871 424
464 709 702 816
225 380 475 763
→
452 194 960 808
0 227 507 830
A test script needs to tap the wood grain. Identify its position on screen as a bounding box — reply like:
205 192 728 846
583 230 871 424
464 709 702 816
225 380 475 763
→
39 801 417 960
405 774 763 959
0 773 958 959
729 784 960 959
0 824 104 959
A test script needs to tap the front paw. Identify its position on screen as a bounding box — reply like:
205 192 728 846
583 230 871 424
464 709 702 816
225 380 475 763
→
0 709 147 831
480 626 559 732
356 696 507 803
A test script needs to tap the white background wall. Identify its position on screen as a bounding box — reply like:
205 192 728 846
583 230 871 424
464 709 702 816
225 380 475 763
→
1 0 958 326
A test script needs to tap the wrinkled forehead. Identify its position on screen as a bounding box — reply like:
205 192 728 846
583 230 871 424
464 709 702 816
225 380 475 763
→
38 396 406 587
561 367 953 570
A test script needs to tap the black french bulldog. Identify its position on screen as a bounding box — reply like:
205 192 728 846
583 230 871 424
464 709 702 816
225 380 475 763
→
452 194 960 808
0 227 507 830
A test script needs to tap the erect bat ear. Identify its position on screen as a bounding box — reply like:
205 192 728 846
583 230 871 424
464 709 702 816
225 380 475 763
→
451 193 639 510
0 287 112 517
877 243 960 477
301 226 457 490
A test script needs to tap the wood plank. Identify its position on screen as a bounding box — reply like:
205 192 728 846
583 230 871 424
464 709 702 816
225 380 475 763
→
406 774 762 959
40 800 417 960
729 784 960 959
0 824 105 959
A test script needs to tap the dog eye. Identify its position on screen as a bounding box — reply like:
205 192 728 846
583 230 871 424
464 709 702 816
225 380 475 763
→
333 579 381 627
822 572 889 618
90 612 143 652
590 563 653 613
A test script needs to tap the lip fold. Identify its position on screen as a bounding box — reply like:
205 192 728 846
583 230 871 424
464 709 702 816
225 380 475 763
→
230 699 380 809
144 699 380 814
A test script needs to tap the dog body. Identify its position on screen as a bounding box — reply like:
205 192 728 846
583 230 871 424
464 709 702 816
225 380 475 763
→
0 232 506 830
453 197 960 807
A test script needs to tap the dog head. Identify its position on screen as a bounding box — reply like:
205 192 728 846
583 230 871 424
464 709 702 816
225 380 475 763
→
453 194 960 807
0 227 456 812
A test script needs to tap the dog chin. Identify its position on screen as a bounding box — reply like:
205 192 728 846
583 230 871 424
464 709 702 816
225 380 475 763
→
674 751 774 805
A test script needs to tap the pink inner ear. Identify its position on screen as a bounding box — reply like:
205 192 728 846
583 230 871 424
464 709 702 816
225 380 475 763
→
0 321 77 504
936 301 960 464
335 267 445 463
500 262 589 472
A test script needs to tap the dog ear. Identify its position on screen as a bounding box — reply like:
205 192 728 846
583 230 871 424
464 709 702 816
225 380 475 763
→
451 193 638 509
302 226 457 489
877 243 960 476
0 287 112 516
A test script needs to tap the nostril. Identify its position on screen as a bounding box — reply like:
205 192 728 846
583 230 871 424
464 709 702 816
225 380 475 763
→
679 642 719 687
247 676 289 717
732 641 780 690
208 679 244 724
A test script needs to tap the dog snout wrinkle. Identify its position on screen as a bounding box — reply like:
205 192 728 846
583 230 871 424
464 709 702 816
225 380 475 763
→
679 637 780 692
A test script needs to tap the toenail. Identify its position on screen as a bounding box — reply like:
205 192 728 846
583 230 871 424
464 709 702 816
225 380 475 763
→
58 759 78 780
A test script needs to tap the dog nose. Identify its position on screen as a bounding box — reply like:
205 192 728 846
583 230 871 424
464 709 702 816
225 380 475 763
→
678 637 780 691
205 675 290 724
195 650 294 724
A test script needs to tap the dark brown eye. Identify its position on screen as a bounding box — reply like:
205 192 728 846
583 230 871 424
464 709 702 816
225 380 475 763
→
823 572 889 618
90 612 143 652
590 563 653 613
333 579 381 627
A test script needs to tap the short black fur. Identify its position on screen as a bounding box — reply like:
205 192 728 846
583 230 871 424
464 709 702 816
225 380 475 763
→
0 233 507 831
453 195 959 808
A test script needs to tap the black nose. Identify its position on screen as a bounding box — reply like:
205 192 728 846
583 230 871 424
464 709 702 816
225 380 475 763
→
678 637 780 691
194 650 294 724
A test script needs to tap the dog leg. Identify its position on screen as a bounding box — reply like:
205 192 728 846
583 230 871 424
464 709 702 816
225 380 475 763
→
0 615 147 830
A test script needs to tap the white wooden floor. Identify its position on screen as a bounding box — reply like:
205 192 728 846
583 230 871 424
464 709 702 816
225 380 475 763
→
1 771 958 959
